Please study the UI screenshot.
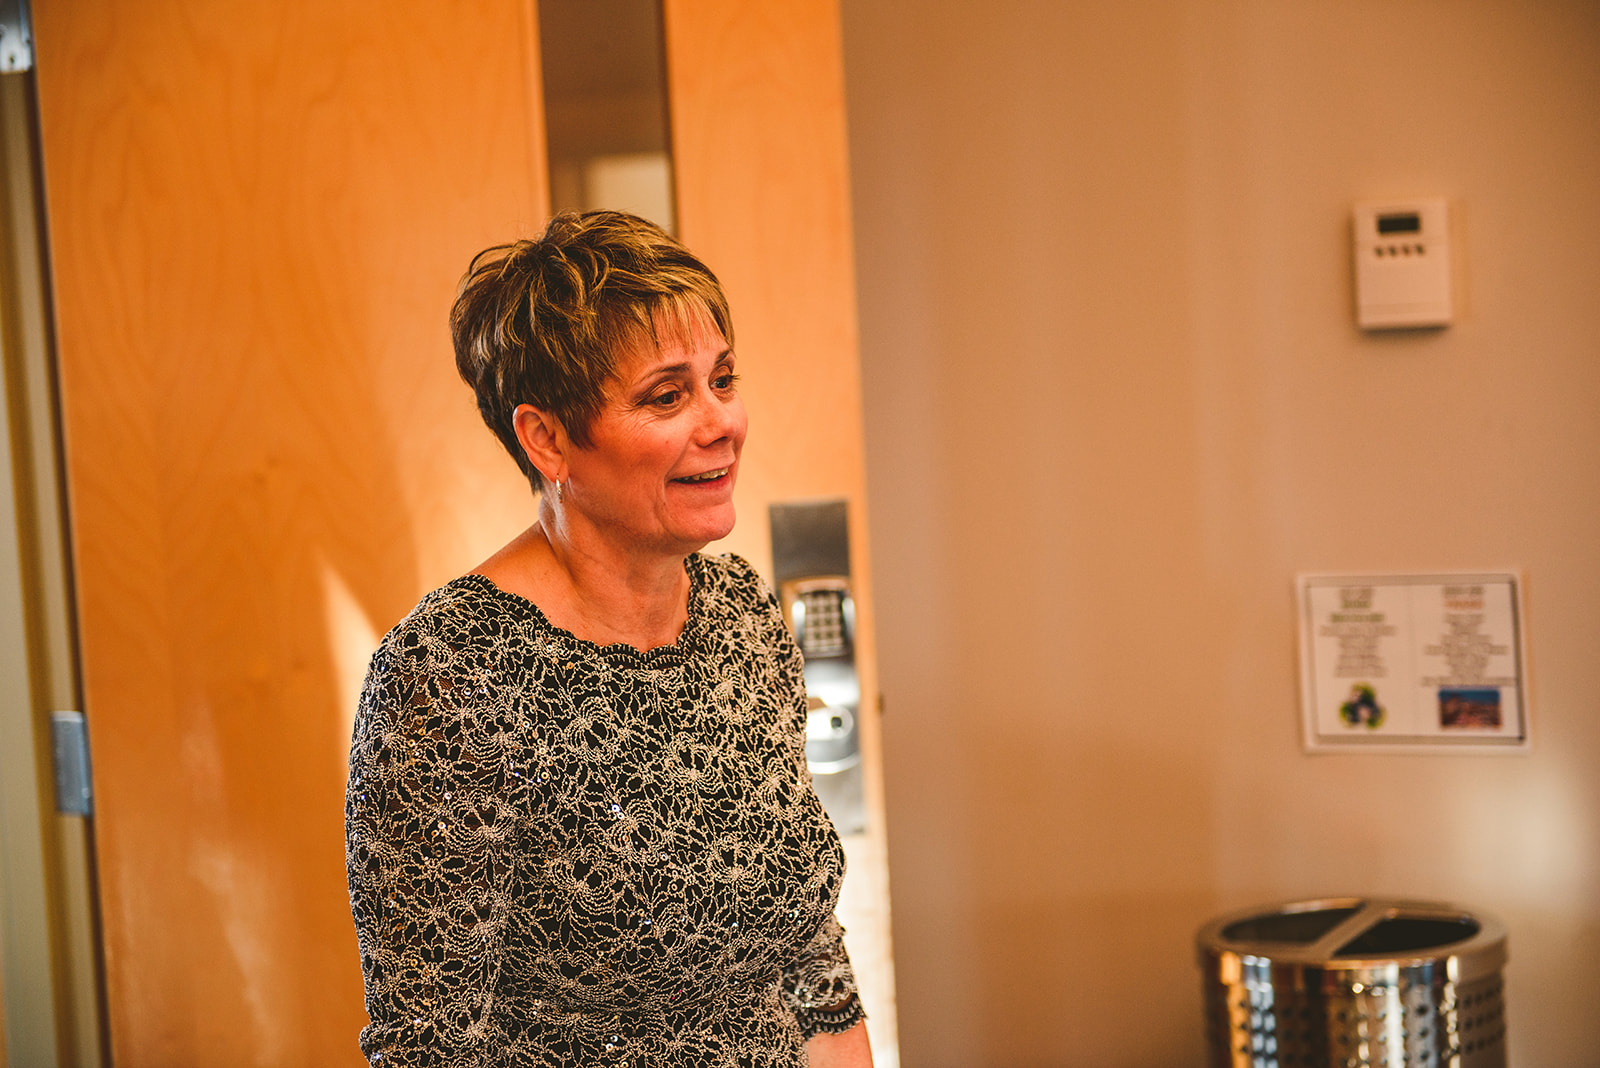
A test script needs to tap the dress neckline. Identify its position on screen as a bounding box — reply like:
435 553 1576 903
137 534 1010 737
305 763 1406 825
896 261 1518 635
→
452 553 708 665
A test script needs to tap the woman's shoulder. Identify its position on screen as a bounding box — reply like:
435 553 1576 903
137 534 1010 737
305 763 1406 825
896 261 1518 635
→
689 552 798 659
369 575 529 675
691 551 779 612
389 573 511 633
356 576 548 738
352 579 539 778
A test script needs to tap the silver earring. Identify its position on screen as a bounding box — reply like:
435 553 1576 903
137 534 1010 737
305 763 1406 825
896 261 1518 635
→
554 478 563 503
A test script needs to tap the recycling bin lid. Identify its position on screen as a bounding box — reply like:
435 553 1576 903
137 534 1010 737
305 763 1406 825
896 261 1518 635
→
1197 897 1508 981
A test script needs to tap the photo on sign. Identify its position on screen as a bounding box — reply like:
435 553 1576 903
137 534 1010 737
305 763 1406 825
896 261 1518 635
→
1439 687 1502 730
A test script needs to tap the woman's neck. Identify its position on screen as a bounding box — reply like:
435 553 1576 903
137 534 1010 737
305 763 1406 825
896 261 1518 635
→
472 520 692 652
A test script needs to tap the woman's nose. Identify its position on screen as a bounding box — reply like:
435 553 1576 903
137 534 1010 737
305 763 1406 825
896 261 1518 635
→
693 390 744 445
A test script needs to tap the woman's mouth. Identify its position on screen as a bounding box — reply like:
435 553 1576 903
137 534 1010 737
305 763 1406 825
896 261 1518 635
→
673 467 730 484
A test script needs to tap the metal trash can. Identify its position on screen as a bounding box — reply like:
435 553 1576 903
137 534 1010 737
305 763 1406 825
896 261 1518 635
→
1197 898 1507 1068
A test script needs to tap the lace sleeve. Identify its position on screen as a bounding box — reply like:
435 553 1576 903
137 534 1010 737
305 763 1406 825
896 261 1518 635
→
780 913 866 1039
345 617 520 1066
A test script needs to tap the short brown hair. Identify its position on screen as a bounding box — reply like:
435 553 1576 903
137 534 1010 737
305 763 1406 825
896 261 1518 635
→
450 210 734 490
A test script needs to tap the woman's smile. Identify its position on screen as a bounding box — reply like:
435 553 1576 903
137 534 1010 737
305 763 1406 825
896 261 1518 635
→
673 466 731 483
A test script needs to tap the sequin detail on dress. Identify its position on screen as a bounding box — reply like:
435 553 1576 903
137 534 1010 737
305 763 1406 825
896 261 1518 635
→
346 553 862 1067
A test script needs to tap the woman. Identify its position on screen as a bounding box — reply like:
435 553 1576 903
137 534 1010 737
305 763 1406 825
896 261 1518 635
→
345 210 872 1067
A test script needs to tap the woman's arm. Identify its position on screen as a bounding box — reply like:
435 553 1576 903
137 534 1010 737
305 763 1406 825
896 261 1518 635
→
346 623 521 1065
780 914 866 1036
806 1019 873 1068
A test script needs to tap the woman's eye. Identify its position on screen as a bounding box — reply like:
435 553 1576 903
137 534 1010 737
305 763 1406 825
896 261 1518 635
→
713 372 740 390
650 390 681 407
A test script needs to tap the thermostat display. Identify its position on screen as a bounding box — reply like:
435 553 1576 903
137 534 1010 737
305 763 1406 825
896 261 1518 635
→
1353 198 1452 330
1376 211 1420 235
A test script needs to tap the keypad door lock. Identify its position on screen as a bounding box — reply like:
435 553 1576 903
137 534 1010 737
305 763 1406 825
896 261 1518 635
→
770 500 866 834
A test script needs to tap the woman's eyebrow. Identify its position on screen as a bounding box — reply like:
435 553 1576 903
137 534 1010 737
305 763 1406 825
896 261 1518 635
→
625 363 690 392
633 350 735 383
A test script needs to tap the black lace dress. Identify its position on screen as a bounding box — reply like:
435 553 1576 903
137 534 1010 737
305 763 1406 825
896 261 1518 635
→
345 553 863 1067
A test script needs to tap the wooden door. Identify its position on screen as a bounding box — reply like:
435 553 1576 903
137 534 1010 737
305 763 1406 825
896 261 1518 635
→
32 4 548 1063
662 1 898 1052
32 0 894 1064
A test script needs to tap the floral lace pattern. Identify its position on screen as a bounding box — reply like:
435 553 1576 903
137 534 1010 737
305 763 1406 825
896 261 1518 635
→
346 553 862 1066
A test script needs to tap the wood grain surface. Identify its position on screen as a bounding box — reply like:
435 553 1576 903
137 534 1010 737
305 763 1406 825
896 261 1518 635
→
31 0 891 1062
664 0 896 1052
32 3 546 1063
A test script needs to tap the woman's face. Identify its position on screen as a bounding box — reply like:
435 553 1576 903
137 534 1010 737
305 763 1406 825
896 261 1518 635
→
563 315 747 560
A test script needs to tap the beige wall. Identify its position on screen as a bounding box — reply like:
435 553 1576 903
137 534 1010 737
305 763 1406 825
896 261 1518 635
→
841 1 1600 1065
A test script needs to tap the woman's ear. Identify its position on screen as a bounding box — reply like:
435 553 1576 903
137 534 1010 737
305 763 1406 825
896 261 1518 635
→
512 404 567 486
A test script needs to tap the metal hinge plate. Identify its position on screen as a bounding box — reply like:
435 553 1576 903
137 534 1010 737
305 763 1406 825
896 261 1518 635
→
0 0 32 73
50 710 93 815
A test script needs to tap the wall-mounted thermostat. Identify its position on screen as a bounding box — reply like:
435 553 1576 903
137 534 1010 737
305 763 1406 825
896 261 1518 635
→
1353 198 1452 330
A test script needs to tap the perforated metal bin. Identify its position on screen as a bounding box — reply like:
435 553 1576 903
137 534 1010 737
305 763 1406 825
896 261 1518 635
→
1196 898 1507 1068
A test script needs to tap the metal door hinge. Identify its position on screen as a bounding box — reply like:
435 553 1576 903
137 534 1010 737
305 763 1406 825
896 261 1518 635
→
50 710 93 815
0 0 32 73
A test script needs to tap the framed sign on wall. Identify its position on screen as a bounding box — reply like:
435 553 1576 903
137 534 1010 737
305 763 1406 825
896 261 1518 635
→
1298 572 1529 753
